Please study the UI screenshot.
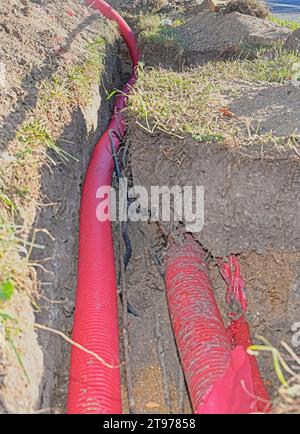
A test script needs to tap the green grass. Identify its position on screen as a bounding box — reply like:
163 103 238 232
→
268 14 300 31
17 119 77 163
127 45 300 143
0 32 110 320
137 13 184 47
0 220 29 300
67 36 106 103
224 44 300 82
40 35 106 109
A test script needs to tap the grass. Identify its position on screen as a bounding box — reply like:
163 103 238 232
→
40 35 106 109
127 45 300 146
0 219 35 295
67 35 106 103
268 14 300 31
0 32 111 313
137 13 184 47
17 120 77 163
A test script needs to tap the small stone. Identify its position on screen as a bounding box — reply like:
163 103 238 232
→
145 401 160 409
161 18 173 27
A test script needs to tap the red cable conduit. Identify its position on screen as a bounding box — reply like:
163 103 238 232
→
67 0 139 414
165 234 270 414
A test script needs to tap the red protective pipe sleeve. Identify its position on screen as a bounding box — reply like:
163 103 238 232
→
166 236 270 413
165 234 232 412
67 0 139 414
228 318 271 412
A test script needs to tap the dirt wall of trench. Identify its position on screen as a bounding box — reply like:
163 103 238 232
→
130 127 300 257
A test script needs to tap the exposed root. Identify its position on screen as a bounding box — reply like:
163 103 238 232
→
34 323 119 369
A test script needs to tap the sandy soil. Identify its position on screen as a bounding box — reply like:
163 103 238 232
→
1 0 300 414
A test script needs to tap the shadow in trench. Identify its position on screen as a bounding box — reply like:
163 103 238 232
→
31 42 122 412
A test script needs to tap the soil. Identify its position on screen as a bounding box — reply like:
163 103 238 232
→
1 0 300 414
284 28 300 52
0 0 122 413
123 123 300 408
124 59 300 408
115 220 192 413
130 127 300 256
175 11 290 66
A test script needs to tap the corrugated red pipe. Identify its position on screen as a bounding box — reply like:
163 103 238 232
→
165 234 270 413
165 235 232 412
67 0 139 414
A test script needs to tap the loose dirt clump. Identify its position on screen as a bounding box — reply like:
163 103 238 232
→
223 0 270 19
175 11 290 65
284 28 300 53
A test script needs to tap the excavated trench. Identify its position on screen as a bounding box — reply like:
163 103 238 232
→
21 4 300 414
31 44 123 412
126 126 300 405
37 53 300 413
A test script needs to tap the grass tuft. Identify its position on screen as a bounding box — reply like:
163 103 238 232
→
17 120 77 163
268 14 300 31
223 0 270 19
127 45 300 145
137 13 184 47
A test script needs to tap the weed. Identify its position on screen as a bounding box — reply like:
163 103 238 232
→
0 311 29 382
0 280 14 302
17 120 77 163
67 36 106 104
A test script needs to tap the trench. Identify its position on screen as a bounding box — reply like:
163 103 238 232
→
32 42 123 412
27 3 300 414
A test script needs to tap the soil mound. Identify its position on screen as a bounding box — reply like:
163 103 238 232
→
284 28 300 53
176 11 290 64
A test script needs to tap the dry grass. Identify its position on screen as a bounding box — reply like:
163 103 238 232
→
223 0 270 19
272 342 300 414
0 33 109 314
268 14 300 32
248 337 300 413
127 46 300 148
136 12 184 48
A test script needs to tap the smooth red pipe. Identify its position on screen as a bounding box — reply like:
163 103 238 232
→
67 1 139 414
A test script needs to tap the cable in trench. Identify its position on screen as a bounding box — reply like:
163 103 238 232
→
109 129 138 317
109 128 137 413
